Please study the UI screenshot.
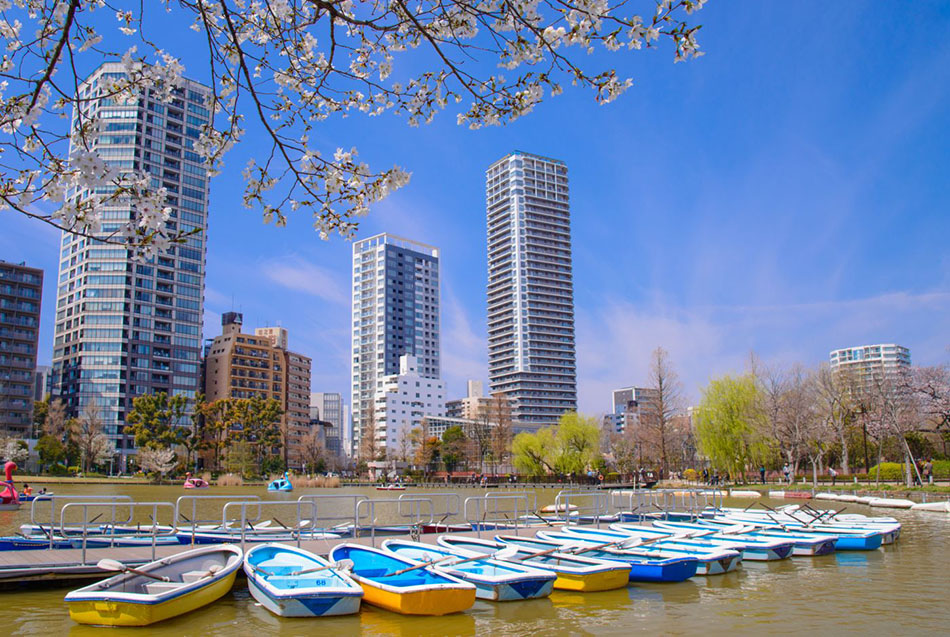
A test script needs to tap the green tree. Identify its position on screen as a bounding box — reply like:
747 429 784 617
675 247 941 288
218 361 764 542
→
441 426 467 473
224 397 283 477
512 428 558 477
36 434 66 468
694 374 771 482
553 412 601 476
125 393 189 450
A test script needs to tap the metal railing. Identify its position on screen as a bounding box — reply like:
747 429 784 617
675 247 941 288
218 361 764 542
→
220 500 321 548
296 494 368 535
59 501 176 563
175 494 261 545
463 492 534 538
30 495 134 548
554 489 609 527
356 497 434 546
399 491 461 530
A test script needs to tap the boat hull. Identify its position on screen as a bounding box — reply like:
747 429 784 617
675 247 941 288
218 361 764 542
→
247 577 361 617
834 534 883 551
358 580 475 615
67 569 237 627
553 568 630 592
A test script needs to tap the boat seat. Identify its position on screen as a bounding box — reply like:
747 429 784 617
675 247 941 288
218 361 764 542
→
144 581 189 595
181 570 211 583
356 568 389 578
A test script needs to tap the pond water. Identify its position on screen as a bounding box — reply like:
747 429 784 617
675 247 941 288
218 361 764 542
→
1 484 948 635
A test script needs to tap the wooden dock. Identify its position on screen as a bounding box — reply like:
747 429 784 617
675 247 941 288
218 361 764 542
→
0 525 553 589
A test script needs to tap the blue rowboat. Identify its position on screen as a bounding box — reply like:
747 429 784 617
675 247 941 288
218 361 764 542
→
549 526 742 575
528 532 698 583
711 514 884 550
606 523 793 562
440 535 631 592
658 520 838 557
244 543 362 617
329 543 475 615
175 529 340 545
381 539 555 602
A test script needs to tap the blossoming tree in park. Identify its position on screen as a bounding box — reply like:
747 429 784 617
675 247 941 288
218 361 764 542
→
0 0 706 255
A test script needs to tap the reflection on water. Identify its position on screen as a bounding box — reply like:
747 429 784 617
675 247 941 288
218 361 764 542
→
2 488 949 635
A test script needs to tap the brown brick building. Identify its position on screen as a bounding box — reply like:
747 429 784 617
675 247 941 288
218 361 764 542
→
203 312 312 468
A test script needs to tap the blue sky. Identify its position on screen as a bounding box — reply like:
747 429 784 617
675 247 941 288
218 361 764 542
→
3 1 949 414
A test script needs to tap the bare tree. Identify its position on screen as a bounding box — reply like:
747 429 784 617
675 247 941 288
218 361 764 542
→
75 404 108 472
487 393 513 474
299 427 325 474
866 369 921 486
359 402 379 464
813 363 860 474
645 347 684 475
43 398 70 440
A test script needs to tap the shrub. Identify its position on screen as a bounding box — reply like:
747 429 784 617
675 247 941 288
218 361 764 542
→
932 460 950 479
868 462 904 481
216 473 243 487
67 466 79 475
47 463 69 476
683 469 698 482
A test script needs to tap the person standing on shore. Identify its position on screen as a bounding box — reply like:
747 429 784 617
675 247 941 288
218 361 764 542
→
782 463 791 484
923 459 933 485
829 466 837 486
759 466 766 484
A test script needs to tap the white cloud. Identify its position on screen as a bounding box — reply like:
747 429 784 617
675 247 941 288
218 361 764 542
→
440 289 487 398
260 255 348 306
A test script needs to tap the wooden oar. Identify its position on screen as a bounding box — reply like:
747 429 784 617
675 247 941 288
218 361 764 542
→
289 559 354 577
386 546 519 577
97 558 169 582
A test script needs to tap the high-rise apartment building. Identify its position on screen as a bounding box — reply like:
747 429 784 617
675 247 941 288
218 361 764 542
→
829 344 911 380
51 63 212 467
203 313 312 468
351 234 440 457
486 151 577 428
310 391 344 458
0 261 43 436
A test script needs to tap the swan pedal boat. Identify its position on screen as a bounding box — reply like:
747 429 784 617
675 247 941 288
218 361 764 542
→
551 526 743 574
329 543 476 615
527 532 699 583
658 519 839 556
65 545 242 626
382 539 555 601
244 543 362 617
439 534 630 592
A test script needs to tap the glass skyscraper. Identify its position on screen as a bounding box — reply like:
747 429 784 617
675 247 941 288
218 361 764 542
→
486 151 577 427
350 234 440 456
52 63 212 469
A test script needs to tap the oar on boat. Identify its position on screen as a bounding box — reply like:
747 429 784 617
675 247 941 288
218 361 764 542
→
386 546 519 577
97 558 170 582
289 559 355 577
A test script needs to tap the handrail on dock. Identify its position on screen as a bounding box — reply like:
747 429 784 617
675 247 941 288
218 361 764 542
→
173 494 261 528
398 491 461 522
59 501 177 563
555 489 609 527
296 494 368 534
30 495 135 548
463 493 532 538
221 500 320 548
356 497 434 547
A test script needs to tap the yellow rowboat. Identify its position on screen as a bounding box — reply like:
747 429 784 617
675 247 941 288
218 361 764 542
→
329 543 475 616
65 545 242 626
438 535 630 593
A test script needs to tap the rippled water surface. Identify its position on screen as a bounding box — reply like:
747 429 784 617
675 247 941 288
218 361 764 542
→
1 485 948 635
